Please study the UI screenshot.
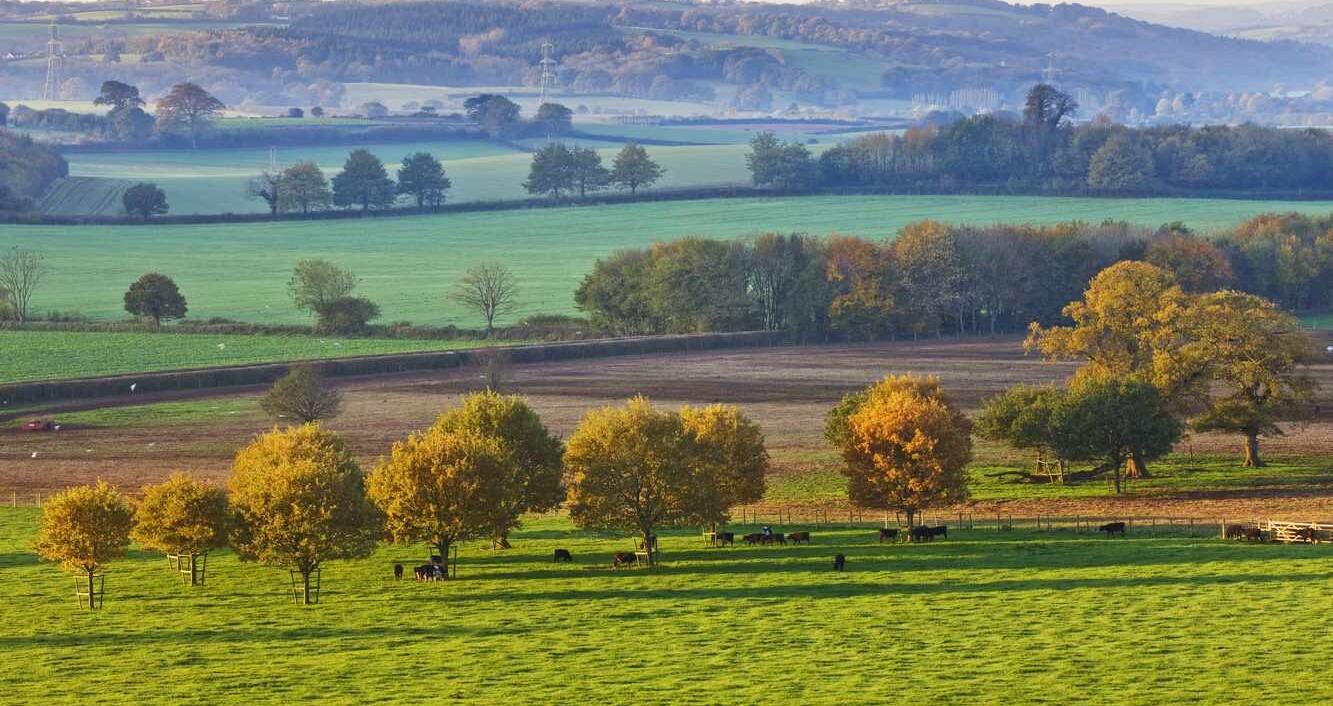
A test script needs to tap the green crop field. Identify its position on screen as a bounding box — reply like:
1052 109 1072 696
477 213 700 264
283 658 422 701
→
4 195 1331 326
0 331 501 384
55 142 757 215
3 508 1332 704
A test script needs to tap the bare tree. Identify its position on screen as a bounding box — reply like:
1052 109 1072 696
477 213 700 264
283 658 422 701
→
471 348 513 392
451 262 518 334
259 366 343 424
0 247 46 323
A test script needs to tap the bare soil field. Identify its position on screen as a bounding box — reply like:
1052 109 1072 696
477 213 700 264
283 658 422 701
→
3 337 1330 519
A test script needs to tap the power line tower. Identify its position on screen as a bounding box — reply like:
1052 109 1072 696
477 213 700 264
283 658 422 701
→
42 21 65 100
538 41 556 104
1042 52 1061 86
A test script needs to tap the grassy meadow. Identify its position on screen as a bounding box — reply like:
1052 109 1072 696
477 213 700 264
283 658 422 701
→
0 331 500 383
51 142 757 216
5 195 1333 326
3 508 1332 704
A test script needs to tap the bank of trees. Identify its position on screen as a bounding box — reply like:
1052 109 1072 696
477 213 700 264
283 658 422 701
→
975 259 1318 490
754 85 1333 196
250 149 452 215
526 142 664 198
0 130 68 211
34 392 772 606
575 214 1333 340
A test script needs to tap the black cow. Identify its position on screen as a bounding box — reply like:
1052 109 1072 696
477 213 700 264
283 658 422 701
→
929 525 948 540
1293 527 1318 543
1099 522 1126 537
717 532 735 547
910 526 933 542
762 533 787 546
742 533 762 545
878 528 899 543
414 564 445 581
787 531 811 544
393 563 404 580
553 548 573 563
613 552 637 569
833 554 846 571
1223 524 1249 540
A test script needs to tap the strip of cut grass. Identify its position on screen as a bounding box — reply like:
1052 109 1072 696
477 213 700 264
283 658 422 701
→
2 509 1332 704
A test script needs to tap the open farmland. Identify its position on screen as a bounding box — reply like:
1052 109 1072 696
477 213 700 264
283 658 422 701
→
4 508 1333 705
5 195 1333 325
6 338 1331 516
3 337 1333 704
0 331 501 384
52 142 757 216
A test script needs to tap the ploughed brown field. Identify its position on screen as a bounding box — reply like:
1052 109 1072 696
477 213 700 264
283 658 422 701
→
3 337 1331 519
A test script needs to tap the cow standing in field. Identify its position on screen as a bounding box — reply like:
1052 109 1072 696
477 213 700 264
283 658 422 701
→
553 549 573 563
393 563 404 580
1099 522 1126 537
717 532 735 547
878 528 899 543
910 526 933 543
929 526 948 540
613 552 637 569
833 554 846 571
787 532 811 545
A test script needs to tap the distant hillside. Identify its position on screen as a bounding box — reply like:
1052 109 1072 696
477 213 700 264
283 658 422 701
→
1105 1 1333 46
0 0 1328 117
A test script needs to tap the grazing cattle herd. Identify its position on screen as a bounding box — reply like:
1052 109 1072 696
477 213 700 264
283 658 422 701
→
390 518 1324 580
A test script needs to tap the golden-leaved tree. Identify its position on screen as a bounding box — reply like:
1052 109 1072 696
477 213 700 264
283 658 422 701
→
428 391 564 548
1189 291 1316 467
229 424 381 605
132 472 230 586
368 430 507 567
565 397 768 561
1025 261 1209 475
34 480 134 609
680 403 769 531
830 375 972 527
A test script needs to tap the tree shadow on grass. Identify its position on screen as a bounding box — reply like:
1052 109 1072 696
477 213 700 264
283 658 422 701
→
459 535 1332 581
420 570 1333 607
0 623 515 650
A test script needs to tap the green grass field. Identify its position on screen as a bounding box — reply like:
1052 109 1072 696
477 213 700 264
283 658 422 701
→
5 195 1332 326
55 142 757 215
0 331 500 383
3 508 1332 704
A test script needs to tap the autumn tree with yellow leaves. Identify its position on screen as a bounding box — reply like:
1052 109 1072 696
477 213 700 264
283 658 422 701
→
34 480 134 609
1189 291 1316 467
406 391 565 550
565 398 768 560
132 472 230 586
229 425 381 604
828 375 973 527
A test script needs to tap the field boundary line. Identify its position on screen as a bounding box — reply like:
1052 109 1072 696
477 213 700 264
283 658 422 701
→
0 330 787 408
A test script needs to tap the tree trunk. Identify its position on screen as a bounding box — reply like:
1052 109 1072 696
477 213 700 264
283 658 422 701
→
302 569 312 605
1125 450 1150 479
189 553 199 587
639 525 655 566
1243 432 1263 468
905 508 916 528
435 538 452 579
86 569 97 610
1112 465 1123 494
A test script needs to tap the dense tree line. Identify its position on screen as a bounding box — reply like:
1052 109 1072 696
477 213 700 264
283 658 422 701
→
0 130 69 211
759 86 1333 196
575 213 1333 341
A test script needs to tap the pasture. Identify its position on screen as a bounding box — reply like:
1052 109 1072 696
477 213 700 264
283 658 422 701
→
0 331 499 384
3 508 1333 704
5 195 1333 325
51 142 756 216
